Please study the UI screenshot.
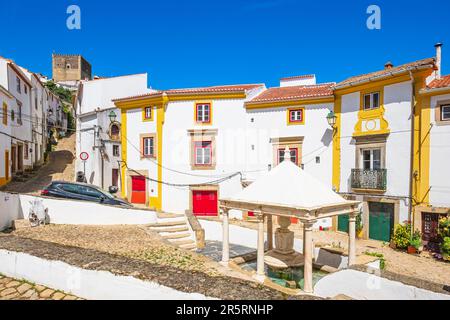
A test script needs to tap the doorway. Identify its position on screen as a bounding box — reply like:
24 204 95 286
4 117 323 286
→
4 150 9 181
368 202 394 242
17 144 23 172
130 175 146 204
11 145 16 174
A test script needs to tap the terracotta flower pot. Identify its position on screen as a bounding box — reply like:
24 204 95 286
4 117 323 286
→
407 246 417 254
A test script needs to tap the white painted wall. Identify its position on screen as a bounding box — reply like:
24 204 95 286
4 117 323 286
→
340 81 413 223
315 269 450 300
0 192 23 231
77 74 151 115
76 74 150 190
280 75 316 87
0 90 13 182
0 250 213 300
429 93 450 207
18 194 157 225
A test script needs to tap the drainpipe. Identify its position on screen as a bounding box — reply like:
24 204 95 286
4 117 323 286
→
408 71 415 235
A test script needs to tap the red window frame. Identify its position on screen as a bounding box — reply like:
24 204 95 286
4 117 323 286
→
278 148 298 165
195 103 211 123
194 141 212 165
289 109 303 123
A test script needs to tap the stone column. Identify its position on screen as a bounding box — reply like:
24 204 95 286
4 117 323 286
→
266 215 273 250
348 211 357 267
303 221 314 293
255 213 265 282
221 208 230 266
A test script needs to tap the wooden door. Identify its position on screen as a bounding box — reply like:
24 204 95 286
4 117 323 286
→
368 202 394 242
192 190 218 216
4 150 9 181
112 169 119 187
422 212 439 243
17 144 23 172
11 146 16 174
131 176 146 204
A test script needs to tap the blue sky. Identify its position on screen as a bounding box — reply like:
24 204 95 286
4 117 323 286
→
1 0 449 89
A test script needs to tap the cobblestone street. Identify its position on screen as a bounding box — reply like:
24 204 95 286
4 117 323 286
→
0 274 81 300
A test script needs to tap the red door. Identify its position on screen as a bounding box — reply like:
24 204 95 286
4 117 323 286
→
131 176 146 204
193 190 218 216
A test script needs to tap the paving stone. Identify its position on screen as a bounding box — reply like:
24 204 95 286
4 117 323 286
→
63 295 78 300
34 285 46 292
0 278 11 285
52 292 65 300
20 289 36 298
0 288 18 297
39 288 55 298
17 283 33 294
5 281 21 288
2 292 20 299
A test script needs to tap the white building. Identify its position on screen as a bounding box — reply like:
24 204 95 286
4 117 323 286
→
0 57 34 174
75 73 151 189
0 85 14 186
19 67 48 166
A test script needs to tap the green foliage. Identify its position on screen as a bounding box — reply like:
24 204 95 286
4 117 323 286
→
438 216 450 238
392 223 411 249
356 210 363 233
44 81 73 104
409 229 422 250
441 237 450 261
364 251 386 269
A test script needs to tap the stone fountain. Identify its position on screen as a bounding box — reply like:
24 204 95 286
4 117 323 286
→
264 216 304 269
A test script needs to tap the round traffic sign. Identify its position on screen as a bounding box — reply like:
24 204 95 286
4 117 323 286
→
80 152 89 161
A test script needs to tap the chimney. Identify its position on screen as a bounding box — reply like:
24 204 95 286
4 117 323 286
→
384 61 394 69
435 42 443 79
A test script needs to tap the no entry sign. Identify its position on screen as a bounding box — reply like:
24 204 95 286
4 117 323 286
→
80 152 89 161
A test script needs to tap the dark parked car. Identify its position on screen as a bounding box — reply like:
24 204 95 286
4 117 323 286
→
41 181 133 208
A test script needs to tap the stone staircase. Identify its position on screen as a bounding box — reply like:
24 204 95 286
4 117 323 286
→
146 212 198 251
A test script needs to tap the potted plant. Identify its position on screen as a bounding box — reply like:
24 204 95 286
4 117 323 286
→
392 223 411 250
356 210 364 239
408 230 422 254
438 216 450 261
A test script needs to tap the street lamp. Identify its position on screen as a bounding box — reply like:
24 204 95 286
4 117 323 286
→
326 110 337 129
108 110 117 123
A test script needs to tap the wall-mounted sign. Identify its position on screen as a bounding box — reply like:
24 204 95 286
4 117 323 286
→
80 152 89 161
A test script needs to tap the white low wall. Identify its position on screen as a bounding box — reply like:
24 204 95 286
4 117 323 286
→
0 192 23 231
0 249 212 300
314 269 450 300
19 194 157 225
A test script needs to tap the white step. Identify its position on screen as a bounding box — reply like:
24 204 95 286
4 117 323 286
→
147 221 187 228
162 232 191 240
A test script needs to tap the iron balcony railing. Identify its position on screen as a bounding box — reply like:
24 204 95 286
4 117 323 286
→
351 169 387 191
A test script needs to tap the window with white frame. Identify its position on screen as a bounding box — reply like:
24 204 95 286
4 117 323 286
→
289 109 303 123
144 106 152 120
196 103 211 123
363 92 380 110
16 77 21 93
277 148 298 165
142 137 154 157
195 141 212 165
441 105 450 121
362 148 381 170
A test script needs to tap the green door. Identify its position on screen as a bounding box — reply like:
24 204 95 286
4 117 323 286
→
368 202 394 242
338 214 349 233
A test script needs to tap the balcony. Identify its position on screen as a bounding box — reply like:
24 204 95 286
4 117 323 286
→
351 169 387 191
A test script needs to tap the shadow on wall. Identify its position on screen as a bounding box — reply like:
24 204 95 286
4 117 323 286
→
321 128 333 147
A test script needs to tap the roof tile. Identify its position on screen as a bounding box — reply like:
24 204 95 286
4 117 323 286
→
247 83 334 104
428 75 450 89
